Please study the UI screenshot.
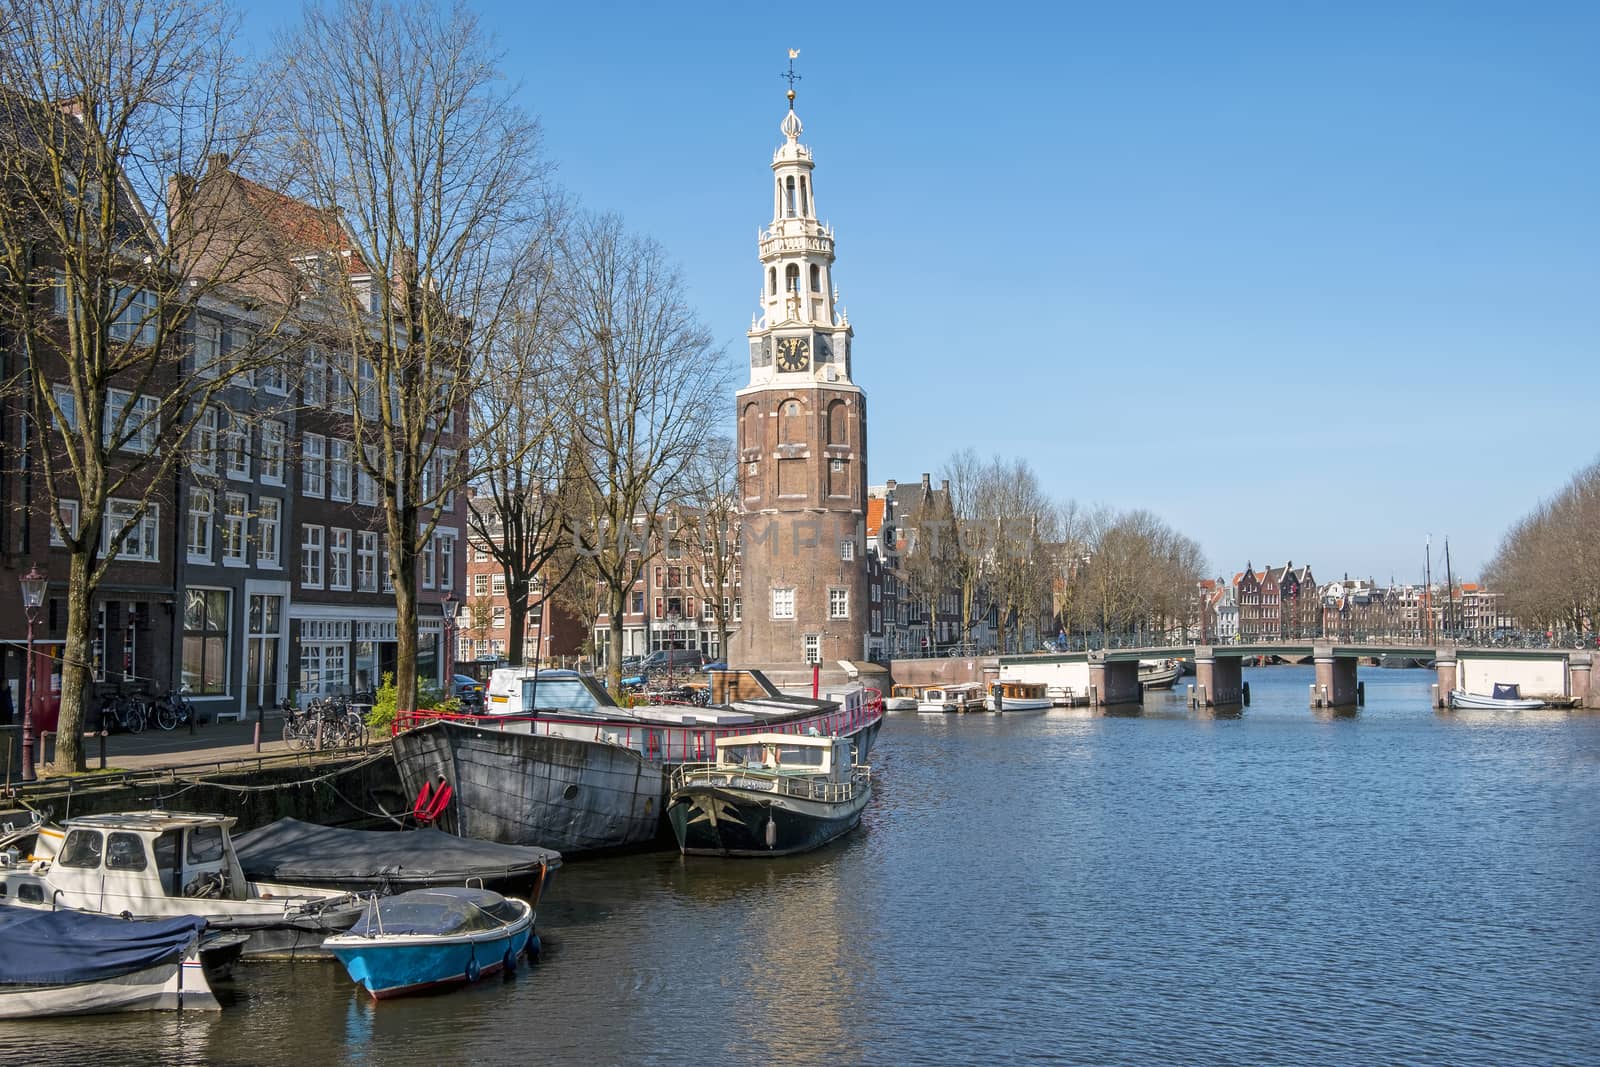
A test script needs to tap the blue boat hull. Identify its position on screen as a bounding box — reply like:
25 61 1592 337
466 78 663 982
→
328 924 534 1000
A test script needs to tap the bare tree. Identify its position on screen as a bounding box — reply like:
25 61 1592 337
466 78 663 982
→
466 216 579 666
683 436 741 664
0 0 284 772
558 213 727 697
1487 457 1600 633
272 0 546 708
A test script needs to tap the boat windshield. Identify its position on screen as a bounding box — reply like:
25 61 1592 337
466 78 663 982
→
348 888 521 937
718 742 827 770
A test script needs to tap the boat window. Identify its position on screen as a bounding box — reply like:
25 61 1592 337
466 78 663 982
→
153 831 180 895
58 829 104 869
106 832 149 872
719 744 764 768
186 826 225 864
17 884 42 904
774 745 827 769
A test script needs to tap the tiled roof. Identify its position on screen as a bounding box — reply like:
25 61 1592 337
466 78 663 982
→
228 169 362 264
866 497 885 537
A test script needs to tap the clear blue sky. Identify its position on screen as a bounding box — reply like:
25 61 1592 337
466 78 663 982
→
244 1 1598 584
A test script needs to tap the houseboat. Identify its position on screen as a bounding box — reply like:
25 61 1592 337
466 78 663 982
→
916 683 985 713
884 684 923 711
666 734 871 857
985 680 1051 712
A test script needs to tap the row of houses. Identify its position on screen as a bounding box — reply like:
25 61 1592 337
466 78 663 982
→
1200 565 1518 644
1 113 465 726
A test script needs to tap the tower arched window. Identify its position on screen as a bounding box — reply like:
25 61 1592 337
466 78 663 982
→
827 400 847 445
779 398 804 444
768 267 776 296
742 402 760 452
785 264 799 292
810 264 821 292
800 176 809 216
785 176 796 218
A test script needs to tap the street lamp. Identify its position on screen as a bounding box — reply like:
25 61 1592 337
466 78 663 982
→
440 590 456 688
19 564 47 782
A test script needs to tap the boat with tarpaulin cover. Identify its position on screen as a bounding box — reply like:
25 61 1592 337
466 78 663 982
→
1448 683 1548 711
0 909 218 1017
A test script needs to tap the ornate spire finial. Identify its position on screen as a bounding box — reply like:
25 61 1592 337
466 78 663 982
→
783 48 801 108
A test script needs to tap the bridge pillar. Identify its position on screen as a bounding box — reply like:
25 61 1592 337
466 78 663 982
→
1088 661 1106 707
1570 653 1591 708
1312 646 1358 706
1433 656 1457 708
1192 647 1243 705
1103 661 1141 706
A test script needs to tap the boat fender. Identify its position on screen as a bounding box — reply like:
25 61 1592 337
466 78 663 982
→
528 934 542 963
503 947 518 975
466 954 481 984
765 814 777 850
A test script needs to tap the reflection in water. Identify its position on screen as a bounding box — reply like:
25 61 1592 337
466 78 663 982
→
0 665 1593 1065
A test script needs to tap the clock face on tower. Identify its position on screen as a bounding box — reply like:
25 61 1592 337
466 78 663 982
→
775 335 811 373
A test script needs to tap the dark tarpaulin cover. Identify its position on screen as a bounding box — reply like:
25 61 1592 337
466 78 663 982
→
0 909 204 986
233 819 561 888
1492 683 1522 700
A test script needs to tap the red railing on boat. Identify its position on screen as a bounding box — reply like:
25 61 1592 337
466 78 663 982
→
393 686 883 764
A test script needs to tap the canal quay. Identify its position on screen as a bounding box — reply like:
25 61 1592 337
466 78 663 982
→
2 665 1594 1066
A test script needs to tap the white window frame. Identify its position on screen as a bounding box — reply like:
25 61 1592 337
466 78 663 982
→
225 419 251 481
829 588 849 620
187 487 214 563
329 528 352 591
51 499 81 547
221 491 249 566
357 445 378 506
772 587 795 620
491 573 506 596
193 318 221 379
257 497 282 568
473 574 489 597
329 439 352 502
50 384 78 432
381 535 393 592
303 348 326 407
438 532 456 591
103 499 159 562
109 287 157 346
301 524 325 589
260 420 285 485
358 359 378 419
192 406 217 474
330 356 353 414
302 433 325 498
803 633 821 664
492 606 506 630
357 531 379 592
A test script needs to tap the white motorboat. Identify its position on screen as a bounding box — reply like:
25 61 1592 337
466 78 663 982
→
916 683 983 713
1448 683 1547 711
985 680 1052 712
1139 659 1183 689
0 811 363 957
884 685 923 711
0 909 219 1017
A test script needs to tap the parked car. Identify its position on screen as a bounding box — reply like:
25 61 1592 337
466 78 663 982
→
452 674 486 709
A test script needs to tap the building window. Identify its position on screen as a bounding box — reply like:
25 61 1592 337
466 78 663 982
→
381 536 393 592
491 573 506 596
492 606 506 630
258 497 282 567
437 449 457 511
181 588 230 696
829 588 849 619
50 383 78 432
630 591 644 614
840 538 855 561
473 574 489 596
193 318 221 378
302 434 325 498
109 287 157 345
438 533 455 591
329 528 351 590
50 499 80 547
104 499 159 562
225 419 250 480
330 439 352 502
261 420 285 485
357 446 377 506
187 488 213 563
357 531 379 592
330 357 353 413
105 389 159 453
803 633 821 664
303 348 325 407
422 536 437 590
301 524 324 588
358 359 378 419
772 587 795 620
191 406 218 474
221 492 248 565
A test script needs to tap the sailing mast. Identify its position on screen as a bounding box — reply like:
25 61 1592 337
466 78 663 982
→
1424 536 1433 642
1443 538 1455 640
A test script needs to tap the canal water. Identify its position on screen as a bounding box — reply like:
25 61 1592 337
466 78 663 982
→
4 666 1597 1066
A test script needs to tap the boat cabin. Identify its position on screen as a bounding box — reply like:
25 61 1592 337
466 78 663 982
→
13 812 250 913
712 732 853 780
485 668 619 716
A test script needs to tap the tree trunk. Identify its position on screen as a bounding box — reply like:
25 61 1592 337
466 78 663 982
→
49 549 96 774
606 584 626 699
507 580 529 665
393 566 418 713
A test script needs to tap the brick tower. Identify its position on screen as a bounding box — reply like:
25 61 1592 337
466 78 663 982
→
730 84 869 687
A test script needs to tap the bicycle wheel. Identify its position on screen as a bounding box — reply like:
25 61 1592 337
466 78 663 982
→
282 717 304 749
123 700 146 734
155 700 180 731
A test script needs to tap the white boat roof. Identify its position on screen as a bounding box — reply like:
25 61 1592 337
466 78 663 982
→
714 732 839 749
630 707 755 726
64 811 238 833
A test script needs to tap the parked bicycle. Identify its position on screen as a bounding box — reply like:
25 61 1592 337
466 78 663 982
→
282 695 369 751
149 686 198 731
98 690 150 734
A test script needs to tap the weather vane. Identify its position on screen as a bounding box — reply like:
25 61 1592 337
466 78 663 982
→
782 48 801 107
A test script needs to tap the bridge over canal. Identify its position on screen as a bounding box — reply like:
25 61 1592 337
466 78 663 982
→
991 642 1592 710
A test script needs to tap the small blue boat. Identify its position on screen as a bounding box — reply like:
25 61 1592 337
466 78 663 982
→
323 887 534 1000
